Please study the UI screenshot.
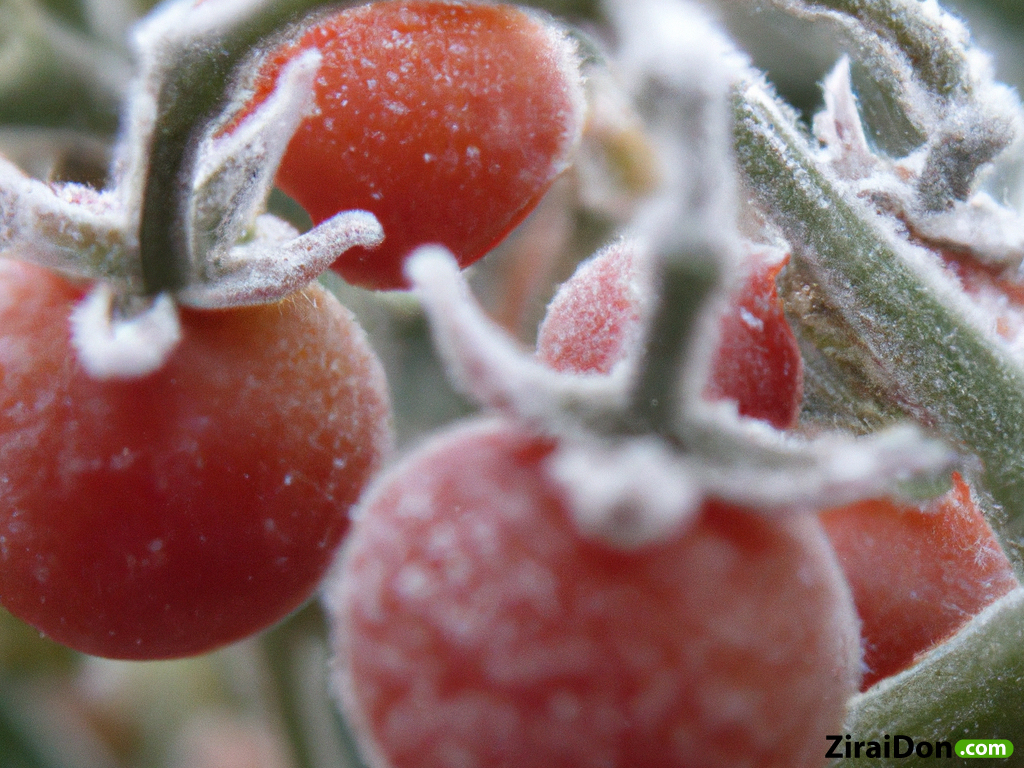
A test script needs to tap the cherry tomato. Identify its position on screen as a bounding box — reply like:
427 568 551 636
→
326 419 860 768
537 240 804 429
535 239 642 376
238 0 585 290
0 260 392 659
938 247 1024 345
821 472 1019 690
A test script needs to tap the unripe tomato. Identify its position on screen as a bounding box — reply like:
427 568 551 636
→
240 0 585 290
326 419 861 768
821 473 1019 690
0 260 392 659
537 240 804 429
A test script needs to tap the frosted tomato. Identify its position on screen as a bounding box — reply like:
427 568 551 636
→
0 260 392 659
326 419 860 768
537 239 803 429
821 473 1019 690
242 0 585 290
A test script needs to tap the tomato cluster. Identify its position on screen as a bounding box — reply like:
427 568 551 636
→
321 236 863 767
1 0 1018 766
319 219 1019 766
533 233 1019 686
0 0 585 659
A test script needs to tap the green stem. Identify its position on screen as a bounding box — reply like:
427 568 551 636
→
136 0 345 295
629 253 719 437
733 81 1024 568
769 0 1014 209
261 603 368 768
789 0 970 100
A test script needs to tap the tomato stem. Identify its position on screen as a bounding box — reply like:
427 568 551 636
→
135 0 342 295
769 0 971 102
261 605 369 768
628 251 719 437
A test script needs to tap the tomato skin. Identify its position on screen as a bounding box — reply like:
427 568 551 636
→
328 419 860 768
704 250 803 430
821 473 1019 690
0 260 392 660
535 240 643 376
537 241 803 429
245 0 584 290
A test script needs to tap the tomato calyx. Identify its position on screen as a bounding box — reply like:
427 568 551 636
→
0 0 383 378
815 57 1024 268
69 285 183 381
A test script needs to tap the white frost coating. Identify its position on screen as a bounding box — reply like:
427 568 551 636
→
112 0 294 221
538 236 654 375
546 435 700 549
405 247 630 430
178 210 384 308
606 0 745 266
915 192 1024 268
409 242 955 533
132 0 277 52
856 173 1024 361
768 0 938 134
533 10 587 178
0 155 132 282
688 417 959 512
813 57 876 180
775 0 1022 219
190 49 323 267
604 0 754 434
70 283 182 380
606 0 746 100
753 77 1024 365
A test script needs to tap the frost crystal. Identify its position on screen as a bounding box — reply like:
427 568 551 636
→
189 49 323 272
70 284 182 380
178 211 384 308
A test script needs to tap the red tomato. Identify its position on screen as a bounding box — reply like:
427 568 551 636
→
938 247 1024 345
537 240 804 429
535 239 642 376
238 0 584 290
821 473 1019 690
326 419 860 768
0 260 392 659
